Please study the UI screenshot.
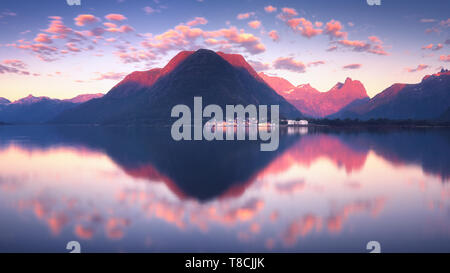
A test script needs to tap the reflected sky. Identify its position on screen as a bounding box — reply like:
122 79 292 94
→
0 126 449 252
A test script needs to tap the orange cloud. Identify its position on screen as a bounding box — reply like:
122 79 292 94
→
105 13 127 21
248 20 261 29
264 5 277 13
281 7 298 17
268 30 279 41
186 17 208 26
74 14 99 27
237 12 254 20
406 64 429 72
440 55 450 62
34 33 52 44
324 19 347 39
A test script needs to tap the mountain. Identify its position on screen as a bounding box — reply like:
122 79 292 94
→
0 94 103 124
53 49 303 124
0 97 10 105
259 74 369 117
258 72 295 93
64 93 104 103
331 70 450 120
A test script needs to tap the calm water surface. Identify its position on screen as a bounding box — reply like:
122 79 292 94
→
0 125 449 252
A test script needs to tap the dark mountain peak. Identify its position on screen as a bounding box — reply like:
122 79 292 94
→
422 69 450 82
160 50 195 76
53 48 302 124
13 94 52 105
106 68 162 98
0 97 10 104
217 51 260 79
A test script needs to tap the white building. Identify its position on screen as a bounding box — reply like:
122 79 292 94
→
287 120 308 126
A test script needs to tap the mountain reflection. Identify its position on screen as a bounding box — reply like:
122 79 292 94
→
1 125 450 252
0 125 448 202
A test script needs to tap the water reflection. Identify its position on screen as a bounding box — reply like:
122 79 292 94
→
0 125 449 252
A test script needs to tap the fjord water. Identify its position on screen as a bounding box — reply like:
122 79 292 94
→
0 125 449 252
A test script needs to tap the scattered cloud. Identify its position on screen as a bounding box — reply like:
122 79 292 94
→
105 14 127 22
406 64 429 72
34 33 53 44
268 30 279 41
281 7 298 17
273 56 306 73
237 12 255 20
248 60 270 71
343 63 362 70
186 17 208 27
439 55 450 62
264 5 277 13
422 43 443 51
74 14 100 27
248 20 261 29
324 20 347 39
3 59 27 69
308 60 325 67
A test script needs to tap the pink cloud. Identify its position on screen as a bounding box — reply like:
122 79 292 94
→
295 18 322 38
337 39 370 51
75 225 94 239
103 22 117 28
281 7 298 17
343 63 362 70
423 43 443 51
439 55 450 62
308 60 325 67
237 12 254 20
324 20 347 39
368 36 382 44
268 30 279 41
264 5 277 13
34 33 53 44
105 25 134 33
44 17 73 38
327 45 338 51
422 43 434 49
406 64 429 72
273 56 306 73
66 42 80 52
186 17 208 27
74 14 99 27
105 13 127 22
3 59 27 69
248 20 261 29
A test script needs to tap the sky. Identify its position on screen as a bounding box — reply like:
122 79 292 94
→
0 0 449 101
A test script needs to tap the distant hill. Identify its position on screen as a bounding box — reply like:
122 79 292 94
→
53 49 303 124
330 70 450 120
0 94 103 124
259 73 369 118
